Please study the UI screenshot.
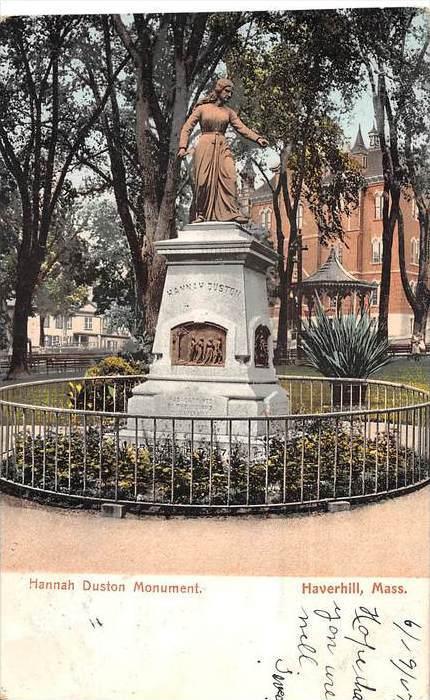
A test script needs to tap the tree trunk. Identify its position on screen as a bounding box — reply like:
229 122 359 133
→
135 72 159 240
39 316 45 347
275 282 288 363
275 155 299 363
397 201 430 342
7 225 43 377
367 66 401 344
377 185 400 341
377 217 394 341
7 269 34 378
416 207 430 341
142 249 166 337
413 307 428 338
276 238 297 363
272 177 287 363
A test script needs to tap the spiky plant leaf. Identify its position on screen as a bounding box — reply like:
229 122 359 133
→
301 301 391 378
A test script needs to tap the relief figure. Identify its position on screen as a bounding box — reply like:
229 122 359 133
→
254 325 270 368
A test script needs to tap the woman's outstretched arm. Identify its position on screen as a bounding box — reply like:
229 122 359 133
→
228 109 268 146
178 106 202 154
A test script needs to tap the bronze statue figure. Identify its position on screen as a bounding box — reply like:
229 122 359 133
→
178 78 268 224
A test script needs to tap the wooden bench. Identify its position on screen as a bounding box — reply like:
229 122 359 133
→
388 342 429 357
1 352 110 376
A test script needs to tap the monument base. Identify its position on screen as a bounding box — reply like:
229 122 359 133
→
126 375 289 440
125 222 289 442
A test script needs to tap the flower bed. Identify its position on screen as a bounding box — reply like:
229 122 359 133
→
6 419 428 506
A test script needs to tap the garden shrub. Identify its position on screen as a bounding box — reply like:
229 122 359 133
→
85 356 141 378
68 356 142 413
301 299 391 380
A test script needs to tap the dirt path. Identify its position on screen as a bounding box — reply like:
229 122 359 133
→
1 487 429 577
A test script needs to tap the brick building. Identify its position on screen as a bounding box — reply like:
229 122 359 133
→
245 124 424 342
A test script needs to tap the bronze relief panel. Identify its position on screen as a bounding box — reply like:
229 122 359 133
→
171 322 226 366
254 324 270 367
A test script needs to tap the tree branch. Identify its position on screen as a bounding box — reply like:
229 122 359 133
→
46 53 130 242
250 158 275 194
112 14 141 65
40 46 60 243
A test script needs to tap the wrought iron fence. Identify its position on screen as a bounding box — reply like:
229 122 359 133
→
0 375 429 513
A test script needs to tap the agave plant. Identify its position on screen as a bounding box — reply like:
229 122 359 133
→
301 301 391 379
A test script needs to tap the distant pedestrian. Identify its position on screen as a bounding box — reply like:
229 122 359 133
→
411 332 425 362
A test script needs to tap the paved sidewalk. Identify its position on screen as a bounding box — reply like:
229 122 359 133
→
1 487 429 577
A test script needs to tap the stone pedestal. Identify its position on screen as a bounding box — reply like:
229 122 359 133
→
127 222 289 438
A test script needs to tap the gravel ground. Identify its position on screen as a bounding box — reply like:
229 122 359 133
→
1 486 429 577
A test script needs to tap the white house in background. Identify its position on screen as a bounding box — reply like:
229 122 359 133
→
7 301 131 352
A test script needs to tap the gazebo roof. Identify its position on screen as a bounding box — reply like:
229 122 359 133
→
299 248 377 295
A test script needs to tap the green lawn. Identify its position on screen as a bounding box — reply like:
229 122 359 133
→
277 356 430 393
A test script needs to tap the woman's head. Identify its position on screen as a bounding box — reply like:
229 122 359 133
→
197 78 234 105
214 79 234 102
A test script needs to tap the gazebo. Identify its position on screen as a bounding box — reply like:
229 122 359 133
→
296 248 377 318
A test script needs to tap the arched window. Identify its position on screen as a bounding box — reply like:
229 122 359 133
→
370 283 379 306
335 244 343 263
371 237 382 263
412 198 419 220
411 238 419 265
261 207 272 230
296 203 304 230
374 192 383 220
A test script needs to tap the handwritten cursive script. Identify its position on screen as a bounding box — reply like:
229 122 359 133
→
262 589 425 700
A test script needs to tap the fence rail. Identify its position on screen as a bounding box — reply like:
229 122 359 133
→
1 375 429 513
0 352 110 376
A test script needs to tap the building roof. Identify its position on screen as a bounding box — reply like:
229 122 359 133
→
368 121 378 136
250 175 277 202
351 124 367 154
350 123 383 180
364 148 383 181
299 248 377 295
79 302 97 313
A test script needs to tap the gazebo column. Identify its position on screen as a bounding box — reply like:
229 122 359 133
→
365 292 371 314
306 294 314 320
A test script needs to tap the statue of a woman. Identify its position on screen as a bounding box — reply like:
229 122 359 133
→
178 78 268 224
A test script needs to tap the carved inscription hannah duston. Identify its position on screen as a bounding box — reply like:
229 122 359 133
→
171 322 226 366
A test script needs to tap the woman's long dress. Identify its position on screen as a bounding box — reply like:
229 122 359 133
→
179 103 262 222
